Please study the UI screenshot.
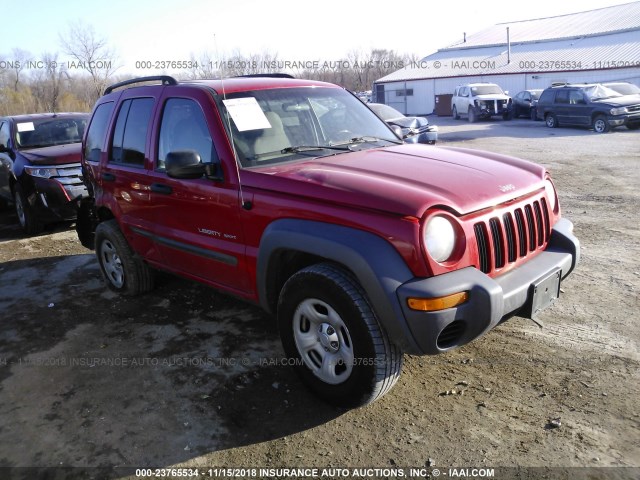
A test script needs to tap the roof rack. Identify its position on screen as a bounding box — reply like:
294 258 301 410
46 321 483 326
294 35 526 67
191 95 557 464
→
104 76 178 95
234 73 295 79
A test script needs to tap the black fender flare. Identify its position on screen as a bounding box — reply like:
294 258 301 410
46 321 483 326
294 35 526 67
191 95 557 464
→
257 219 421 353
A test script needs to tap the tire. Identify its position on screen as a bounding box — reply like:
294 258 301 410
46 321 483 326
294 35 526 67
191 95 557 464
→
452 105 460 120
545 113 558 128
627 124 640 130
277 263 403 408
95 219 154 295
468 107 477 123
531 108 538 121
592 115 610 133
14 184 43 235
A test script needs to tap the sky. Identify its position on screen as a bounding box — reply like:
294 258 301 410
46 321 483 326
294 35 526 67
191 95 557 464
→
1 0 636 76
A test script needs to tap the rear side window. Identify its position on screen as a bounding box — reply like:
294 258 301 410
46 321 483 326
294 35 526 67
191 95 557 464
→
110 98 154 167
538 89 555 104
84 102 114 162
556 90 570 104
157 98 215 170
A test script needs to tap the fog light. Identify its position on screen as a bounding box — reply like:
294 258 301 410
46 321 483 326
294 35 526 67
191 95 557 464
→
407 292 469 312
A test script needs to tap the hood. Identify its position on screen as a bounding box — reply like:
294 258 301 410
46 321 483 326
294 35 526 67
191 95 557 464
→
19 143 82 165
592 95 640 107
386 116 429 129
475 94 510 101
242 144 546 217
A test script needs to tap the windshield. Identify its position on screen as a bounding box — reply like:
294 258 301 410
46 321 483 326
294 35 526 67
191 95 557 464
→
369 103 404 121
216 87 400 167
583 85 622 101
15 116 88 149
605 83 640 96
470 85 504 95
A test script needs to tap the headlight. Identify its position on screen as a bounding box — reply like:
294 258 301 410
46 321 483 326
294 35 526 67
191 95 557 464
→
424 215 456 263
24 166 59 178
544 179 557 211
610 107 628 115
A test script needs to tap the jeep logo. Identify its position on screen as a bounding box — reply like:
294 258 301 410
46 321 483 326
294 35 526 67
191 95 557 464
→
499 184 516 192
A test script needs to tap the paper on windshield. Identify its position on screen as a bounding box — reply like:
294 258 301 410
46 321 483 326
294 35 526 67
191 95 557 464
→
17 122 35 132
223 97 271 132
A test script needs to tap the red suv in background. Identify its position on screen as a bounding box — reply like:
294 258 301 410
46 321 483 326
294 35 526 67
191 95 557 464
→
77 75 579 407
0 113 89 233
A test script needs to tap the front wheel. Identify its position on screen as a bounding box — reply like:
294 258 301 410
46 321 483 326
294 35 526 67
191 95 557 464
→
95 220 154 295
452 105 460 119
592 115 610 133
14 184 43 235
277 263 403 407
468 107 477 123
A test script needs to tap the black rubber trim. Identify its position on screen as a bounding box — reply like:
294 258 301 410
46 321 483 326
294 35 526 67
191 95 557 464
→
131 227 238 266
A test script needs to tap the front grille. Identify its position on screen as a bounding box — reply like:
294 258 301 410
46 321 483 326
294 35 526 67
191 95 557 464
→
474 197 551 274
54 164 84 186
627 104 640 113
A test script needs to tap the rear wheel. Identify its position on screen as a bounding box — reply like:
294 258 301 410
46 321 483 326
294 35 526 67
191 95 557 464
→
277 263 403 407
452 105 460 120
95 220 154 295
14 184 43 235
592 115 610 133
545 113 558 128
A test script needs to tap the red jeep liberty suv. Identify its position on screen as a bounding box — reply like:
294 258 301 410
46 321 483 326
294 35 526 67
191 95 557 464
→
77 75 579 407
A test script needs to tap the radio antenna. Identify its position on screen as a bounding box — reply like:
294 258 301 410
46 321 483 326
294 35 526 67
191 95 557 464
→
214 34 251 210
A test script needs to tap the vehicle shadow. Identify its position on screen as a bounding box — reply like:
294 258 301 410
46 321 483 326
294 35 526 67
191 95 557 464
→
0 254 345 473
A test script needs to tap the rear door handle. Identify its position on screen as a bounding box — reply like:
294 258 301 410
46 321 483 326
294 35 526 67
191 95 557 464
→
102 172 116 182
150 183 173 195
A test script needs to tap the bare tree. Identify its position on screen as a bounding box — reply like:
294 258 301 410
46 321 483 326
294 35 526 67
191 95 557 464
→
59 22 118 103
31 53 68 112
10 48 32 91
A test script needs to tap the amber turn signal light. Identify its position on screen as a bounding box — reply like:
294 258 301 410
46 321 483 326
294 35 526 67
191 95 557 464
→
407 292 469 312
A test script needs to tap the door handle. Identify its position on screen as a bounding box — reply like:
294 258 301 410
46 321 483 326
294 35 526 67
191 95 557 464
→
102 172 116 182
150 183 173 195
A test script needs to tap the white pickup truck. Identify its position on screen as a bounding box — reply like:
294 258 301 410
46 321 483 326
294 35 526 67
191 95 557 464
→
452 83 512 122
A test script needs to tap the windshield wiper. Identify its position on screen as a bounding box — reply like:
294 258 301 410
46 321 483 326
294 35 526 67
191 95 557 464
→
333 136 403 146
249 144 352 160
282 145 353 153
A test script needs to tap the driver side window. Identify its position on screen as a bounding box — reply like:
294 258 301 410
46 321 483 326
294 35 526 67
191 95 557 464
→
157 98 217 170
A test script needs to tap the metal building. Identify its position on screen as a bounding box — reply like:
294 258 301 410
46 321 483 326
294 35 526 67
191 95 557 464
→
374 2 640 115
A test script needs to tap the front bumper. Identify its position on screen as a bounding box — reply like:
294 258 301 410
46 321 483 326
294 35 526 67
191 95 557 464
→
396 218 579 354
609 111 640 127
25 176 87 223
473 103 509 117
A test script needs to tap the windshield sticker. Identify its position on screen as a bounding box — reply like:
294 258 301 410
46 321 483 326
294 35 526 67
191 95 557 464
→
223 97 271 132
17 122 35 132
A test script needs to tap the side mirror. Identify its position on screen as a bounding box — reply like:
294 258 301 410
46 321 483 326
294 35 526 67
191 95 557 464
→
166 151 206 179
0 144 9 153
165 150 224 181
504 90 510 95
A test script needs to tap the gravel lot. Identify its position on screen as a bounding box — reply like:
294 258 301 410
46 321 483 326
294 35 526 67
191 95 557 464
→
0 117 638 479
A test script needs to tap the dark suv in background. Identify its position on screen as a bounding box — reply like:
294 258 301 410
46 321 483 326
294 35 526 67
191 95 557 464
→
536 84 640 132
0 113 89 233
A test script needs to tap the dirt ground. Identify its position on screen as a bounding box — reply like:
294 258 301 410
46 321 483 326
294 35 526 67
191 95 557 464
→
0 117 638 480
